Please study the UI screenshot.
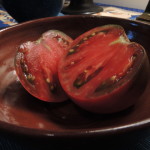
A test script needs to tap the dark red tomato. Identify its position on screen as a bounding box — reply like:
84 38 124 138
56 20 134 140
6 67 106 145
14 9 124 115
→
15 30 73 102
58 25 149 114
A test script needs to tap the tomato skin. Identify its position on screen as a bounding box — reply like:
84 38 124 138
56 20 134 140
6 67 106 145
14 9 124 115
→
15 30 73 102
58 25 149 114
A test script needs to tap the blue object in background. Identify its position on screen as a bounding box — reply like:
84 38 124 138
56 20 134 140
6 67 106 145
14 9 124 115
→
0 4 16 29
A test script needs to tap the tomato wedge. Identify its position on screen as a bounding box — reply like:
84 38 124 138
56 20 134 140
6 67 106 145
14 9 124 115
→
15 30 73 102
58 25 149 113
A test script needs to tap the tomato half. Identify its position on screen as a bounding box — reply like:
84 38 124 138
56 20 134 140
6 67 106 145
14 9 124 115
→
15 30 73 102
58 25 149 113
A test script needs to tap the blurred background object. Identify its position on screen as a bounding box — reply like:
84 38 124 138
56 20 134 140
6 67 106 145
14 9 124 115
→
145 0 150 12
94 0 149 10
62 0 103 15
1 0 64 22
136 0 150 23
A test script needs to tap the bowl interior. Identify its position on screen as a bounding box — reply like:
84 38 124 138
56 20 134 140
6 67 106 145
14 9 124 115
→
0 15 150 138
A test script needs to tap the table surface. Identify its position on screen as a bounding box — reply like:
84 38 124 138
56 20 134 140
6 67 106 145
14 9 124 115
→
0 2 149 150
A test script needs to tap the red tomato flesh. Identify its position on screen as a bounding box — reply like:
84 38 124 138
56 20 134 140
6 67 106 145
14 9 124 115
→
58 25 149 113
15 30 73 102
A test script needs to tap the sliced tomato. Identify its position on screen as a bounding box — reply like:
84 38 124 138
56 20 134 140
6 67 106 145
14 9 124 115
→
58 25 149 113
15 30 73 102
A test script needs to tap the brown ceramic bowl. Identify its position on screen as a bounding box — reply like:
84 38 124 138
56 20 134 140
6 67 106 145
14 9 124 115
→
0 15 150 139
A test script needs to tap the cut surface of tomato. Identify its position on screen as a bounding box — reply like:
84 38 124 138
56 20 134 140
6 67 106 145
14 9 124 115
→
58 25 149 113
15 30 73 102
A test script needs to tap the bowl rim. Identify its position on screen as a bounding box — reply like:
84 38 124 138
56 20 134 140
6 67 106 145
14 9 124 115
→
0 15 150 139
1 15 150 33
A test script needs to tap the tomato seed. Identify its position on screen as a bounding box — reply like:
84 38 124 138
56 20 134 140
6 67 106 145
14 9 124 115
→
67 31 106 56
26 74 35 83
91 32 96 36
45 78 57 93
48 82 57 93
67 28 112 56
19 53 29 75
68 49 75 55
18 52 35 84
86 66 104 83
73 72 86 88
110 75 117 81
74 66 103 88
84 69 88 73
55 35 70 46
64 57 85 70
57 38 63 43
95 78 116 94
21 63 28 73
131 53 137 61
83 37 88 41
19 45 28 53
71 61 75 65
76 44 80 47
46 78 51 83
